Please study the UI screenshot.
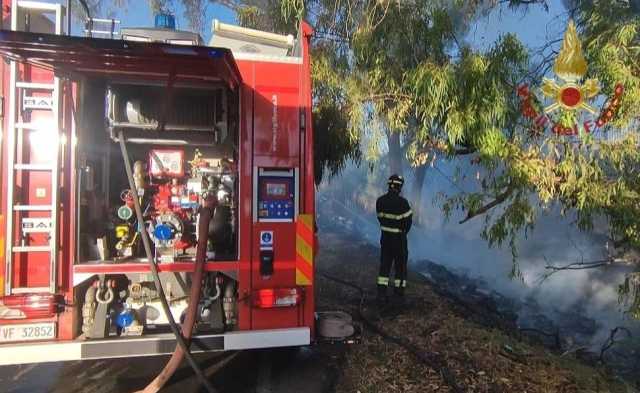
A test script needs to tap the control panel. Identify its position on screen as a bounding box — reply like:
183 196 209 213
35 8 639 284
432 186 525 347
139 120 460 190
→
255 168 297 222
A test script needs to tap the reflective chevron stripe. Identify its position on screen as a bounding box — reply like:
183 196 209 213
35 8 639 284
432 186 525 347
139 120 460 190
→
296 215 314 286
377 276 389 286
380 226 402 233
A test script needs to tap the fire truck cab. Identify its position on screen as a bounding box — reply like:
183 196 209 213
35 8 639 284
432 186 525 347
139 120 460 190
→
0 1 315 365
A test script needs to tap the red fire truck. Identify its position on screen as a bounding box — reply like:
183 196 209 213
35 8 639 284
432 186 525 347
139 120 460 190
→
0 0 316 365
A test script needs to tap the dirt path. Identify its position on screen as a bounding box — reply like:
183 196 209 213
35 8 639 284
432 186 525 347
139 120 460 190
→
0 342 345 393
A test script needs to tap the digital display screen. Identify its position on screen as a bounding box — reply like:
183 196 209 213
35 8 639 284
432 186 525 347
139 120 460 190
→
257 172 295 221
266 182 287 197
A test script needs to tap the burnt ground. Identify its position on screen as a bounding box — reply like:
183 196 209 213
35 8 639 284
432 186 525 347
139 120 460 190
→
1 228 637 393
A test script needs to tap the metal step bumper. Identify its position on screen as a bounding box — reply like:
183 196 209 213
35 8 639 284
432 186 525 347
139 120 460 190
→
0 327 310 366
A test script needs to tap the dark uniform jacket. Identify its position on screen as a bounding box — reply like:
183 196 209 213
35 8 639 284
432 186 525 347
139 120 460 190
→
376 191 412 236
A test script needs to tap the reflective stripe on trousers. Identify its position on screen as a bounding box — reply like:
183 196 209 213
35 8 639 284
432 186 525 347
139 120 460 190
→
394 279 406 288
378 233 408 291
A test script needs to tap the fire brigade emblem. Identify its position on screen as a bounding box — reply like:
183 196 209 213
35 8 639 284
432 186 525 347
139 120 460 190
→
517 20 624 136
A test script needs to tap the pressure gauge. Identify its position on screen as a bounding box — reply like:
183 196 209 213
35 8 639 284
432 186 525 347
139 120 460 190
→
149 149 184 178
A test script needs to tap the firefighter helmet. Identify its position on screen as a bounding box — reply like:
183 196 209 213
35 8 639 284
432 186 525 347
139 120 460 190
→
387 174 404 190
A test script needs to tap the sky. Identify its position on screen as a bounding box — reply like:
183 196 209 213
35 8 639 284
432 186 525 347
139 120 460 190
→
58 0 236 41
468 0 569 52
109 1 236 42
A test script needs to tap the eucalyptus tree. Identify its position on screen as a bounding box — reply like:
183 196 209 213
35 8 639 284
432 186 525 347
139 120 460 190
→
282 0 640 316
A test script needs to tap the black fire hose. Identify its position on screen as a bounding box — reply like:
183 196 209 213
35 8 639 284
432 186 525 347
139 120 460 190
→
142 203 215 392
118 132 217 393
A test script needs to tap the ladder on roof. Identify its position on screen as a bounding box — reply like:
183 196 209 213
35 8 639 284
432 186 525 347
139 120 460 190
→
4 1 65 295
85 18 120 38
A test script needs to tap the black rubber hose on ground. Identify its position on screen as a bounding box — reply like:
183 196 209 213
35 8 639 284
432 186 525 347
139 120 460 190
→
118 132 217 393
318 272 464 393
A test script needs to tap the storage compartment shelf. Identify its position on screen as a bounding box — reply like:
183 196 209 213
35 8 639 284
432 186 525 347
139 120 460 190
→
74 261 238 274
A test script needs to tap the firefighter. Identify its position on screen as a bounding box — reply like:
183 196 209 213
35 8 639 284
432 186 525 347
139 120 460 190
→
376 174 412 303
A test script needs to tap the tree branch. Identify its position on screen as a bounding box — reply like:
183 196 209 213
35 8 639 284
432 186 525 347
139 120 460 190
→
209 0 243 12
599 327 633 363
536 256 635 284
545 260 612 271
459 185 515 224
452 147 477 155
365 93 413 101
545 256 635 272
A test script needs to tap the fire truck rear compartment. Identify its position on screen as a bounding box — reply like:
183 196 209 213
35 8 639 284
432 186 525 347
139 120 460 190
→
77 80 239 264
74 79 240 339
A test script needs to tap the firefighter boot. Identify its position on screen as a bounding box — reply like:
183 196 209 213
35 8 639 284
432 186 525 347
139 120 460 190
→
393 285 405 306
376 285 388 307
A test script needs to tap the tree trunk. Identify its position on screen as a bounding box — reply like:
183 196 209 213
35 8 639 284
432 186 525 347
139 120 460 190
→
387 131 403 177
410 165 427 225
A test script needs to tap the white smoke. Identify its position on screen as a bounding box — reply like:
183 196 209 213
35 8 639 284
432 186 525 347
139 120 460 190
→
319 158 638 348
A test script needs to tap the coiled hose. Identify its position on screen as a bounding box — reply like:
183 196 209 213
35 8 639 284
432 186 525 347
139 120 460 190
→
118 132 217 393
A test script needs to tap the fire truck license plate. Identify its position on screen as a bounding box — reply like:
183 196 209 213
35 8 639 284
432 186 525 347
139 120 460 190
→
0 322 56 343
